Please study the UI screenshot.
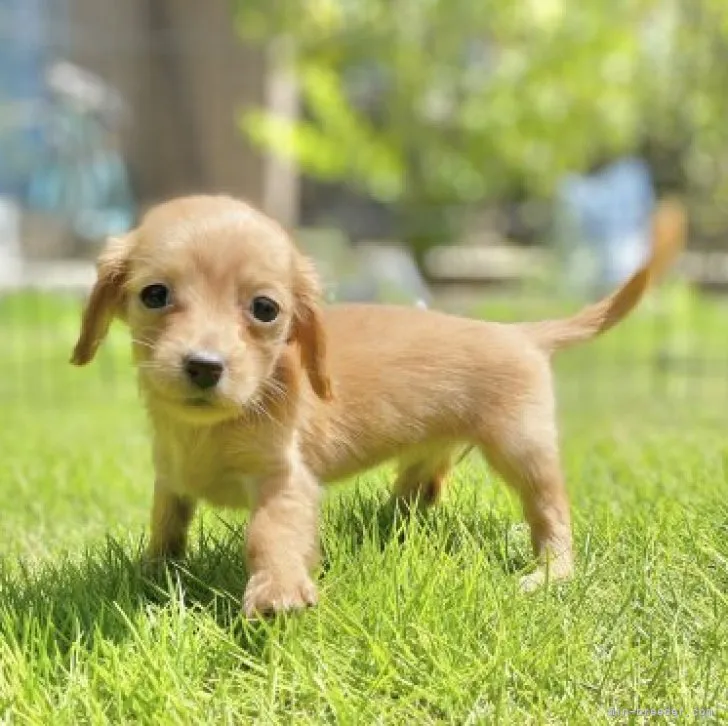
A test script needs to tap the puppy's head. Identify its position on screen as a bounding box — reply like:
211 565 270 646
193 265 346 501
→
71 195 331 424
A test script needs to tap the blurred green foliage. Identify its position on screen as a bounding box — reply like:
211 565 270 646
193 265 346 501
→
234 0 728 249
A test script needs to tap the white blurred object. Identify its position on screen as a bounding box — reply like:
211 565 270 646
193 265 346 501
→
297 229 432 306
0 197 23 287
45 61 128 123
356 243 432 306
424 244 547 282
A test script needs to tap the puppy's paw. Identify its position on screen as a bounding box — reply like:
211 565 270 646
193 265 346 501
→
243 570 318 618
518 562 573 594
141 544 185 577
519 569 547 593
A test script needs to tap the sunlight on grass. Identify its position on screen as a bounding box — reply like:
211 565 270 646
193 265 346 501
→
1 291 726 722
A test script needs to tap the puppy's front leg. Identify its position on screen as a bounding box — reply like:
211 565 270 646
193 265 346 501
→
145 483 196 562
243 464 320 618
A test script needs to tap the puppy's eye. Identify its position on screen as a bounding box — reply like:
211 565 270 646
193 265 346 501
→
250 296 279 323
140 284 171 310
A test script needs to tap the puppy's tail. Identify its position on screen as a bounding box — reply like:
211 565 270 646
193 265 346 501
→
519 198 686 354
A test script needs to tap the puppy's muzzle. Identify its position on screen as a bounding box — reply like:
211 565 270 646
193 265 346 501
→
183 351 225 390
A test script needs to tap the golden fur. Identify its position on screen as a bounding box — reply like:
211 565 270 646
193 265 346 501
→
71 195 685 616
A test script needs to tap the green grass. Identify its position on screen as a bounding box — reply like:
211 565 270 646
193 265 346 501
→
1 291 727 724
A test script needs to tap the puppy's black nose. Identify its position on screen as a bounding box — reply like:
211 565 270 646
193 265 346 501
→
183 351 224 390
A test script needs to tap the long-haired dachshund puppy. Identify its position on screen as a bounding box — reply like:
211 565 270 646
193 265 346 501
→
71 195 684 616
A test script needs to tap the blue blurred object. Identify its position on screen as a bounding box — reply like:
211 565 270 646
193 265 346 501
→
0 0 50 197
0 0 136 241
25 61 136 240
555 157 655 295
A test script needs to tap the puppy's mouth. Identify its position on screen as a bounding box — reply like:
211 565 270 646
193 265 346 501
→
178 388 236 409
138 367 259 422
184 395 218 408
149 389 244 425
142 376 239 415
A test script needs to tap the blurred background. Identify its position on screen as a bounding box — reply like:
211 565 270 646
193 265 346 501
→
2 0 728 421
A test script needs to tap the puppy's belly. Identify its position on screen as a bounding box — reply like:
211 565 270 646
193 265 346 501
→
315 438 462 484
170 472 258 509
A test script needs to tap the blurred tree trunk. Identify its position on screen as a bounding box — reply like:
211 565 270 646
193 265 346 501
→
64 0 299 225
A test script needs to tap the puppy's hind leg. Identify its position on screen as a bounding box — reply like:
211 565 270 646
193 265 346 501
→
391 446 457 508
478 404 573 592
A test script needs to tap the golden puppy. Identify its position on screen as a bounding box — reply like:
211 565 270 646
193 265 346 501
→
71 195 684 616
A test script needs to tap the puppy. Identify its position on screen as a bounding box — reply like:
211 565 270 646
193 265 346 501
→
71 195 685 616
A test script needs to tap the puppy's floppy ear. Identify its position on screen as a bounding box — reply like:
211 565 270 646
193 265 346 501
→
71 234 132 366
290 252 332 400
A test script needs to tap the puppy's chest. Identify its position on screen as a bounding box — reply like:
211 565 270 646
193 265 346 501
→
158 432 263 509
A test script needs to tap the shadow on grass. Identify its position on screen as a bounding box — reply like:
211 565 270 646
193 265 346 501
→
0 526 266 660
321 482 529 575
0 484 528 660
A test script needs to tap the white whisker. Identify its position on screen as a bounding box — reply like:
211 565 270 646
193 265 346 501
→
131 337 156 350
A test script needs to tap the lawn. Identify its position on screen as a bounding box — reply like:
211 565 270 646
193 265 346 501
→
1 290 727 724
